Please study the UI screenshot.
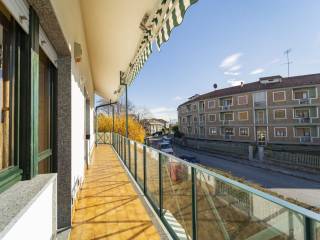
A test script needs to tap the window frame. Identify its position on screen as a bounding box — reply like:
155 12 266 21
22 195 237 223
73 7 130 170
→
238 111 249 121
237 95 248 105
208 114 216 122
207 100 215 109
239 127 250 136
274 127 288 137
273 109 287 120
224 127 235 136
272 91 286 102
208 127 217 135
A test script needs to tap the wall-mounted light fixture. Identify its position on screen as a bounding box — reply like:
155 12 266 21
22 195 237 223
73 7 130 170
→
74 42 82 63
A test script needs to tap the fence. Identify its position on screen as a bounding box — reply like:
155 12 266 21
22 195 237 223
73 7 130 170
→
265 150 320 170
110 133 320 240
174 137 250 158
96 132 111 144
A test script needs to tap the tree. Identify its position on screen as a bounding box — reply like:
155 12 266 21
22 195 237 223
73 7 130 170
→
171 125 183 138
97 114 146 143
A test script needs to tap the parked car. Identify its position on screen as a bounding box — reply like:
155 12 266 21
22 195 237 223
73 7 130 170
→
162 135 172 144
152 131 163 137
179 155 198 163
159 142 174 155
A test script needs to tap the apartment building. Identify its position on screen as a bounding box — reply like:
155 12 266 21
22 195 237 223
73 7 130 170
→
141 118 169 135
178 74 320 145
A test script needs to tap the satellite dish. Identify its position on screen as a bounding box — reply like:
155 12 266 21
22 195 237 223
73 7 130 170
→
213 83 218 89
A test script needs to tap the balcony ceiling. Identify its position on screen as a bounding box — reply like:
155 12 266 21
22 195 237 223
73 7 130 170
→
80 0 158 102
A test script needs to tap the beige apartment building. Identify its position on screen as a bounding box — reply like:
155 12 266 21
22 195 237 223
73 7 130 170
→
178 74 320 145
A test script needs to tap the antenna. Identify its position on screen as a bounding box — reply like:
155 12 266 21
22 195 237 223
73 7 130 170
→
284 49 293 77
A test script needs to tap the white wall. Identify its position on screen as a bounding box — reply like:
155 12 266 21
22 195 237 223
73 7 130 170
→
2 180 56 240
50 0 95 200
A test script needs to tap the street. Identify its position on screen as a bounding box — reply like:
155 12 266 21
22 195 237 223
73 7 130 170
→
173 144 320 209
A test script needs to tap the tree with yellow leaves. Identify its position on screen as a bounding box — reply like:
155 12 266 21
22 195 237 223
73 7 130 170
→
97 114 146 143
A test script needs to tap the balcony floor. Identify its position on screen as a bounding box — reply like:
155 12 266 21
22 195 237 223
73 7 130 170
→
70 145 161 240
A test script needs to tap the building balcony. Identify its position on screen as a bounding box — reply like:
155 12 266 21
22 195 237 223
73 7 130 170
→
300 136 312 143
295 117 312 124
220 105 232 111
298 98 311 105
254 101 266 108
221 120 231 125
255 119 267 125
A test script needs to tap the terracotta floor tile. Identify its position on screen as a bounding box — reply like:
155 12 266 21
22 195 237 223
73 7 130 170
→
70 145 160 240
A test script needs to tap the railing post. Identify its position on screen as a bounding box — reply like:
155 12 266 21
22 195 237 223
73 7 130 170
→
143 145 147 194
192 167 198 240
304 216 314 240
159 152 163 218
134 142 137 180
128 139 130 168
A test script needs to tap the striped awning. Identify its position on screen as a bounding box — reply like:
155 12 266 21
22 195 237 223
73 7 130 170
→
123 0 198 85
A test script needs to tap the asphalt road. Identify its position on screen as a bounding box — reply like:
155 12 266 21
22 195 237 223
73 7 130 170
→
173 144 320 208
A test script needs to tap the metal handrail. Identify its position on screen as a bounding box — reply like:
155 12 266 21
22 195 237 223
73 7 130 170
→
110 132 320 240
112 133 320 222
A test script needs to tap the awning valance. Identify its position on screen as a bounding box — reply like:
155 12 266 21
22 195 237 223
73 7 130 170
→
123 0 198 85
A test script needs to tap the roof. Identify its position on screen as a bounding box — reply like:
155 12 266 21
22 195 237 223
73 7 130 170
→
178 73 320 108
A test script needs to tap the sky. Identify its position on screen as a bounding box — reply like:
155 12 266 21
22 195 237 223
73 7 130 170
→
126 0 320 121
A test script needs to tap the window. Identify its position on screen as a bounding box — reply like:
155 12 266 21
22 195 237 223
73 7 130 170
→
274 127 287 137
209 127 217 135
294 90 308 100
238 95 248 105
199 126 205 135
295 127 311 137
239 127 249 136
221 98 233 107
208 100 215 109
238 111 248 121
295 109 310 118
38 50 55 174
193 116 197 122
224 127 234 135
199 101 205 111
274 109 286 119
0 14 11 172
192 104 197 111
186 104 191 111
273 91 286 102
223 112 233 121
208 114 216 122
187 127 192 134
199 114 205 122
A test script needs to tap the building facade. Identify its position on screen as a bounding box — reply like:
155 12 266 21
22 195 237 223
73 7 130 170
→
141 118 169 135
178 74 320 145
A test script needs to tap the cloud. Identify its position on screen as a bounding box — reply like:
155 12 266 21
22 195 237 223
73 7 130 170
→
173 96 183 101
250 68 265 75
149 107 177 121
224 71 240 76
220 53 242 69
227 79 243 87
229 65 241 71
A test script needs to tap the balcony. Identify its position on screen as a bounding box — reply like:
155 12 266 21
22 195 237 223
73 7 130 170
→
255 119 266 125
299 98 311 105
103 133 320 240
296 117 312 124
220 105 231 111
300 136 312 143
254 101 266 108
222 120 231 125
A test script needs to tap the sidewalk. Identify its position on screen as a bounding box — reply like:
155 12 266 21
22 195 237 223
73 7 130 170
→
174 143 320 183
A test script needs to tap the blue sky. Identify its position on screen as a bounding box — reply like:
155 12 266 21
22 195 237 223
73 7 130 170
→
128 0 320 121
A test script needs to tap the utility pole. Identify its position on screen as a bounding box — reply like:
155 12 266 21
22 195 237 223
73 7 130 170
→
284 49 293 77
120 71 128 138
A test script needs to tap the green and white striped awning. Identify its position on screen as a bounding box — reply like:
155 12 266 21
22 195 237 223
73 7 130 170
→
124 0 198 85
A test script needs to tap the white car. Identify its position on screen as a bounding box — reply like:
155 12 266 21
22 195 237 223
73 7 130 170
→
159 143 174 155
